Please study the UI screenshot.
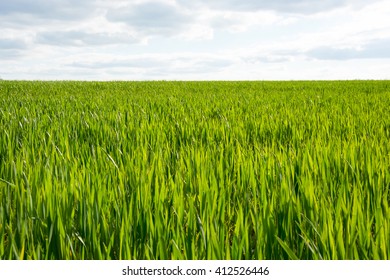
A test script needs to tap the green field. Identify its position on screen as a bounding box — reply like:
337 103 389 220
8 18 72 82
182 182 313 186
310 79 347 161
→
0 80 389 260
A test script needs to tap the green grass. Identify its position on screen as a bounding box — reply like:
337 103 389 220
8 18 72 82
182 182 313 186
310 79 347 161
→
0 80 389 260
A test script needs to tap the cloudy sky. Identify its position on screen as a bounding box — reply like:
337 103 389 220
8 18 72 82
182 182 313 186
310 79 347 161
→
1 0 390 80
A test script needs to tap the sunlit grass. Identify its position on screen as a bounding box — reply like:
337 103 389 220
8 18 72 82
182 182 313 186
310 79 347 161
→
0 80 389 259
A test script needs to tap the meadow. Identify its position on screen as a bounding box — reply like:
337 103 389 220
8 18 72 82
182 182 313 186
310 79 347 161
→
0 80 389 260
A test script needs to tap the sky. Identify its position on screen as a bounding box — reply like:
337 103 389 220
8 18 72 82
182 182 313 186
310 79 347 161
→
1 0 390 80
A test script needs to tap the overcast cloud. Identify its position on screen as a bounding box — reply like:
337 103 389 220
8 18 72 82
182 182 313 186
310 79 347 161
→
307 37 390 60
0 0 96 20
37 30 139 46
107 2 193 37
1 0 390 80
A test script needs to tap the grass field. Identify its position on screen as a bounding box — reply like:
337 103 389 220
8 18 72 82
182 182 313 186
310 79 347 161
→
0 80 389 260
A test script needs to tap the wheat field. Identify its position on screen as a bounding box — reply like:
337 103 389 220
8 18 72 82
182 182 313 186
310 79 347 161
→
0 80 389 259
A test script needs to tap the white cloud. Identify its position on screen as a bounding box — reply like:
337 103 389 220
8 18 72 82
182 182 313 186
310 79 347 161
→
1 0 390 80
66 52 236 78
175 0 379 14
